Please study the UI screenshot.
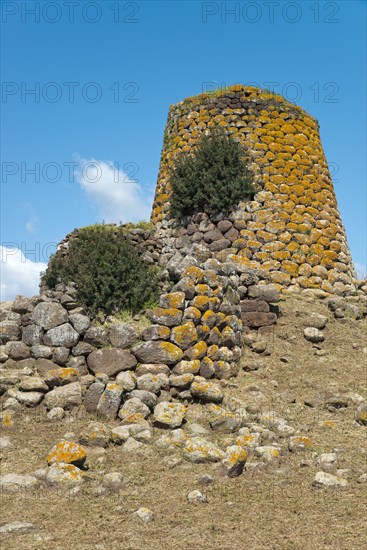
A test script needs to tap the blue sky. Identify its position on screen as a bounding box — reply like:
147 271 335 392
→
1 0 366 299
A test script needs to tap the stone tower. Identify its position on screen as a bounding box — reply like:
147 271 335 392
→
151 85 355 294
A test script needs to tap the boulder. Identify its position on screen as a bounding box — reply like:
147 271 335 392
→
43 382 82 410
153 402 187 428
87 348 137 377
31 302 68 329
133 341 183 365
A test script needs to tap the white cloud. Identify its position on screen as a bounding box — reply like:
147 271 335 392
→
75 157 153 223
354 262 367 280
0 246 47 302
26 219 36 233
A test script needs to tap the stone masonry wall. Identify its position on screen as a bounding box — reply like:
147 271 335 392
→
151 85 356 294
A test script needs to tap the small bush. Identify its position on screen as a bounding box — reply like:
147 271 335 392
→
170 129 255 217
42 226 159 316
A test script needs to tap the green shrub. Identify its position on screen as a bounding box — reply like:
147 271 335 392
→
170 129 255 217
42 226 159 316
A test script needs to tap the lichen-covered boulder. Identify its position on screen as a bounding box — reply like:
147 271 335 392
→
190 377 223 403
133 341 183 365
44 367 79 387
170 322 198 350
46 463 84 485
79 421 111 448
159 292 186 310
222 445 247 477
206 404 245 433
153 402 187 428
151 308 182 327
183 437 225 463
47 441 87 467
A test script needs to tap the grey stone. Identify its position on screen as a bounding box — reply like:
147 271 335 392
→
313 471 348 488
153 402 187 428
43 382 82 410
133 341 183 365
97 382 124 420
30 345 53 359
304 327 325 343
83 326 109 347
0 321 20 344
0 521 35 534
79 421 111 448
69 313 91 334
118 397 150 422
12 294 34 313
43 323 79 348
19 377 48 392
0 473 39 493
115 370 136 391
31 302 68 329
248 284 280 303
7 388 44 406
83 381 105 413
187 489 208 503
109 322 138 348
5 341 30 360
87 348 137 377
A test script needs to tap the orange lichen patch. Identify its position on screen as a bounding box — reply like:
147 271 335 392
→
253 209 274 223
270 271 291 284
157 341 184 362
195 284 211 296
1 410 15 429
152 307 182 326
272 250 291 261
281 260 299 277
183 266 205 283
202 310 217 328
171 322 198 350
265 220 286 234
47 441 87 466
162 292 186 309
191 295 210 312
207 344 219 360
184 306 201 322
185 340 207 360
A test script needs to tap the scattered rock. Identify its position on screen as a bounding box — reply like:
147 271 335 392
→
187 490 208 503
134 507 154 523
47 440 87 467
222 445 247 477
46 462 84 484
153 402 187 428
0 522 35 535
184 438 225 463
303 327 324 343
79 422 111 448
312 471 348 488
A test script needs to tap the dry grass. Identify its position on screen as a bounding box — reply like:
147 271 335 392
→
1 295 366 549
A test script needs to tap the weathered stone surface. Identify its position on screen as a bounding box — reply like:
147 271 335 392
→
5 341 30 360
0 473 39 492
7 388 44 407
169 373 194 389
83 326 109 347
116 370 136 391
242 312 277 328
22 324 43 346
172 359 201 375
43 382 82 410
187 489 208 503
241 300 270 313
304 327 325 343
153 402 187 428
159 292 186 310
222 445 247 477
206 404 245 432
35 358 60 377
31 302 68 329
19 377 48 392
69 313 91 334
30 345 53 359
79 422 111 447
128 390 158 410
133 341 183 365
355 402 367 425
46 463 84 485
289 436 313 452
109 322 138 348
151 308 182 327
0 321 20 344
134 507 154 523
136 373 162 394
118 397 150 422
43 323 79 348
303 313 328 330
135 363 170 376
47 441 87 467
183 438 225 463
83 381 105 413
87 348 137 377
170 322 198 350
190 377 223 403
12 295 33 313
44 367 79 387
313 471 348 488
142 324 170 341
97 382 123 420
0 521 35 535
247 284 280 302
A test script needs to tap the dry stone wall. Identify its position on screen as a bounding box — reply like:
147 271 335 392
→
151 85 356 294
